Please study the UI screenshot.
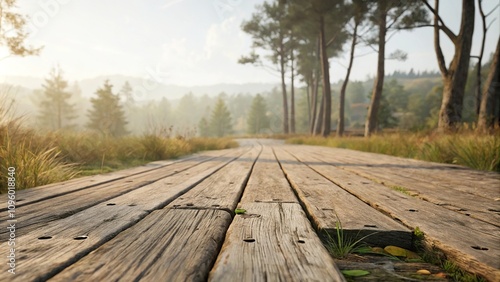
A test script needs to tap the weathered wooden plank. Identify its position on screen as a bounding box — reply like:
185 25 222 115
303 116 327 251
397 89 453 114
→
49 209 232 282
287 148 500 282
0 147 248 240
0 148 239 211
168 146 261 212
300 145 500 200
209 203 346 282
1 149 247 281
239 146 298 204
273 147 412 249
300 147 500 227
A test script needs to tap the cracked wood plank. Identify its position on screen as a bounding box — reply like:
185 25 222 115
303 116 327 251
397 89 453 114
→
209 203 346 282
287 146 500 282
274 147 412 249
239 145 297 204
0 147 247 241
50 209 232 282
301 146 500 227
1 148 247 281
168 146 261 213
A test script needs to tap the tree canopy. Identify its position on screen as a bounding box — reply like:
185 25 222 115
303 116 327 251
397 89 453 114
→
87 80 128 137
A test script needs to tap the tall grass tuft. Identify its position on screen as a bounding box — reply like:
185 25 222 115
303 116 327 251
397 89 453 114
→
0 93 77 193
287 131 500 172
0 92 240 192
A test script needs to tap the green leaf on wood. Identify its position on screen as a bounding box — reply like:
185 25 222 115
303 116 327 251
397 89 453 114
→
342 270 370 277
235 208 247 214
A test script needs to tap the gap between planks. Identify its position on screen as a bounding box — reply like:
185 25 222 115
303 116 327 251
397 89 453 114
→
0 146 255 281
273 146 412 249
284 146 500 282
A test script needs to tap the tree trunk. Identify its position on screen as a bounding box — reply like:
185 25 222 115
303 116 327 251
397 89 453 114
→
290 46 296 134
314 90 324 135
279 37 289 134
477 37 500 132
310 38 321 135
306 75 312 127
436 0 475 131
475 0 487 115
319 15 332 137
337 19 358 137
365 0 387 137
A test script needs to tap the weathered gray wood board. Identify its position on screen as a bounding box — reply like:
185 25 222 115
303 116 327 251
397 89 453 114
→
51 209 232 282
0 148 237 211
0 148 247 240
239 146 297 204
3 140 498 282
303 145 500 200
209 203 346 282
168 146 261 213
286 146 500 282
273 147 412 249
3 147 251 281
300 146 500 226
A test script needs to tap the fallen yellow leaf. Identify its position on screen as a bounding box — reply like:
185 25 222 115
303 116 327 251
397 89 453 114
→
416 269 431 275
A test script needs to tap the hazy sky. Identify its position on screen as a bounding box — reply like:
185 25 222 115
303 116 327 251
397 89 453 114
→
0 0 499 86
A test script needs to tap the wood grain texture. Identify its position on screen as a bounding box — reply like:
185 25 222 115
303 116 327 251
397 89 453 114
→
299 145 500 200
287 147 500 282
0 149 248 281
0 148 246 240
301 147 500 225
273 147 412 249
209 203 346 282
0 152 219 211
50 209 232 282
239 146 298 204
168 146 261 213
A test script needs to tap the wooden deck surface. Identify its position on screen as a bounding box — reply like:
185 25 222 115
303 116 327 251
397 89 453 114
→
1 139 499 282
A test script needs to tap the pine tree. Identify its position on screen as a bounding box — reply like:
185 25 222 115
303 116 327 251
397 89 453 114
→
119 81 135 108
198 117 210 137
239 1 290 134
87 80 128 137
247 94 270 134
37 67 77 130
209 98 232 137
365 1 429 136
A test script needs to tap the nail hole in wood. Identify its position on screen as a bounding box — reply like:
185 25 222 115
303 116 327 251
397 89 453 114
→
243 238 255 243
471 246 488 251
38 236 52 240
465 213 471 216
128 204 136 207
298 240 305 244
364 225 377 228
106 203 116 206
408 209 418 212
74 236 88 240
186 203 194 207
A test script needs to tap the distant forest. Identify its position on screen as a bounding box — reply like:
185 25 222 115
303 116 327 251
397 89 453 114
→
24 64 493 137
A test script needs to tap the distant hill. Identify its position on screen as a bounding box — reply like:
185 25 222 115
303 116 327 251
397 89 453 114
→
2 75 280 101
